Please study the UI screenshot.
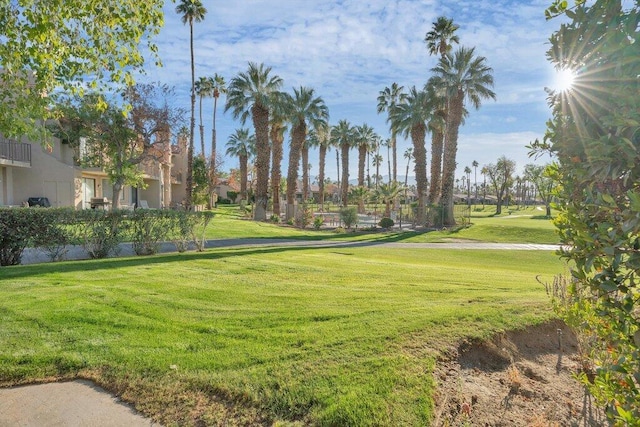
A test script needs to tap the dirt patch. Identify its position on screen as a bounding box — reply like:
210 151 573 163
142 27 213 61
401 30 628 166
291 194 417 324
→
433 319 605 426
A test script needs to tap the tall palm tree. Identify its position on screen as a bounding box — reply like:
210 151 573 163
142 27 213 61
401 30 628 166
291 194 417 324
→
307 127 331 211
424 16 460 57
225 62 283 220
195 76 212 159
377 83 405 182
284 86 329 221
372 153 384 189
176 0 207 210
269 91 289 218
425 78 446 205
464 165 472 204
354 124 375 188
225 128 255 203
331 119 354 207
472 159 479 202
425 17 459 206
209 74 226 209
403 147 413 221
349 186 369 215
389 86 433 225
431 47 496 225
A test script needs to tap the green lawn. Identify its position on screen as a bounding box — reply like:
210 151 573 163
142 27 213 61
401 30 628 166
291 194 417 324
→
0 245 565 426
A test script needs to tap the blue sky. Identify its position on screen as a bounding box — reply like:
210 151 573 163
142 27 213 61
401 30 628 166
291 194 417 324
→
140 0 564 183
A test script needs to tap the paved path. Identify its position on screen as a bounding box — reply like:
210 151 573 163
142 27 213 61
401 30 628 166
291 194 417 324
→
20 238 561 265
0 380 157 427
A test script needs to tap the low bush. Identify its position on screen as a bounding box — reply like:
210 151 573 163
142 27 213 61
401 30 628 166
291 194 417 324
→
378 217 394 229
340 207 358 230
313 216 324 230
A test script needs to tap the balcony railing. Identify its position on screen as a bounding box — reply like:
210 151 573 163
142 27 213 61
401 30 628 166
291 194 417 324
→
0 138 31 166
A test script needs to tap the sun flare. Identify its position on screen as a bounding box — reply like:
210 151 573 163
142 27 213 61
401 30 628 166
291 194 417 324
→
554 68 576 92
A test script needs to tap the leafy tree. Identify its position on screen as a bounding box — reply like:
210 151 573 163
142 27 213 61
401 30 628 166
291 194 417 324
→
524 163 554 216
484 156 515 214
534 2 640 421
53 84 182 209
225 128 255 203
284 86 328 221
0 1 163 139
377 83 406 182
431 47 496 225
226 62 283 220
176 0 207 210
389 86 432 225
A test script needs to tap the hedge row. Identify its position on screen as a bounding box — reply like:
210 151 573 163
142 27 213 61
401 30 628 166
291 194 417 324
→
0 208 214 266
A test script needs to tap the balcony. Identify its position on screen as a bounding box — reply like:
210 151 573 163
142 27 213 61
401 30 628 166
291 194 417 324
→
0 138 31 167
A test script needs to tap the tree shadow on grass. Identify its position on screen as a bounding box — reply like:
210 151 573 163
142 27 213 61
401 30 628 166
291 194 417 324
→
0 232 431 280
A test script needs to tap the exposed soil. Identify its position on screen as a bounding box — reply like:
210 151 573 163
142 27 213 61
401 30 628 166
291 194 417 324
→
432 319 606 426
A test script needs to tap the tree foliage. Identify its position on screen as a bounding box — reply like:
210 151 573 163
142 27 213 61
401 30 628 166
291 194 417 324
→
0 0 164 139
535 1 640 422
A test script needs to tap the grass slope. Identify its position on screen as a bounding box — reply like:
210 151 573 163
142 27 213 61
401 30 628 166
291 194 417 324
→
0 246 564 425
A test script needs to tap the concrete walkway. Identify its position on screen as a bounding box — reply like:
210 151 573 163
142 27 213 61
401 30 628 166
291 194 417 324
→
0 380 156 426
19 238 561 265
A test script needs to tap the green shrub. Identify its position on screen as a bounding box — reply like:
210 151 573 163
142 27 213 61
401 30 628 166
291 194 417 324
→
0 208 54 265
75 210 125 259
190 211 214 251
313 216 324 230
339 207 358 229
129 209 172 255
295 204 313 229
270 214 281 223
378 217 394 229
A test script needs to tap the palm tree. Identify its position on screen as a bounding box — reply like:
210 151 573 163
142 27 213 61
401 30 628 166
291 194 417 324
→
209 74 226 209
307 128 331 210
176 0 207 210
424 16 460 57
425 17 459 206
389 86 432 225
354 124 375 188
383 138 392 183
374 181 404 218
472 159 479 202
225 62 283 220
425 78 446 205
331 119 354 207
284 86 329 221
372 153 384 189
349 186 369 215
195 76 212 158
225 128 255 203
377 83 405 182
431 47 496 226
464 165 472 205
269 91 289 218
403 147 413 221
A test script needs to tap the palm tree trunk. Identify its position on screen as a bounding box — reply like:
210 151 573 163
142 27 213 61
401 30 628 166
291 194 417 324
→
341 144 349 207
441 92 464 226
391 134 397 182
387 142 391 183
429 129 444 205
270 124 283 218
319 145 326 211
336 150 340 189
358 146 366 187
411 124 428 225
208 96 218 209
240 155 248 201
199 95 205 158
252 104 270 221
302 145 309 201
286 123 305 220
185 20 196 209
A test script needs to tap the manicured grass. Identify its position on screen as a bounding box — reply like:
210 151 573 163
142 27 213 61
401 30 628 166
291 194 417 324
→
0 246 565 425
